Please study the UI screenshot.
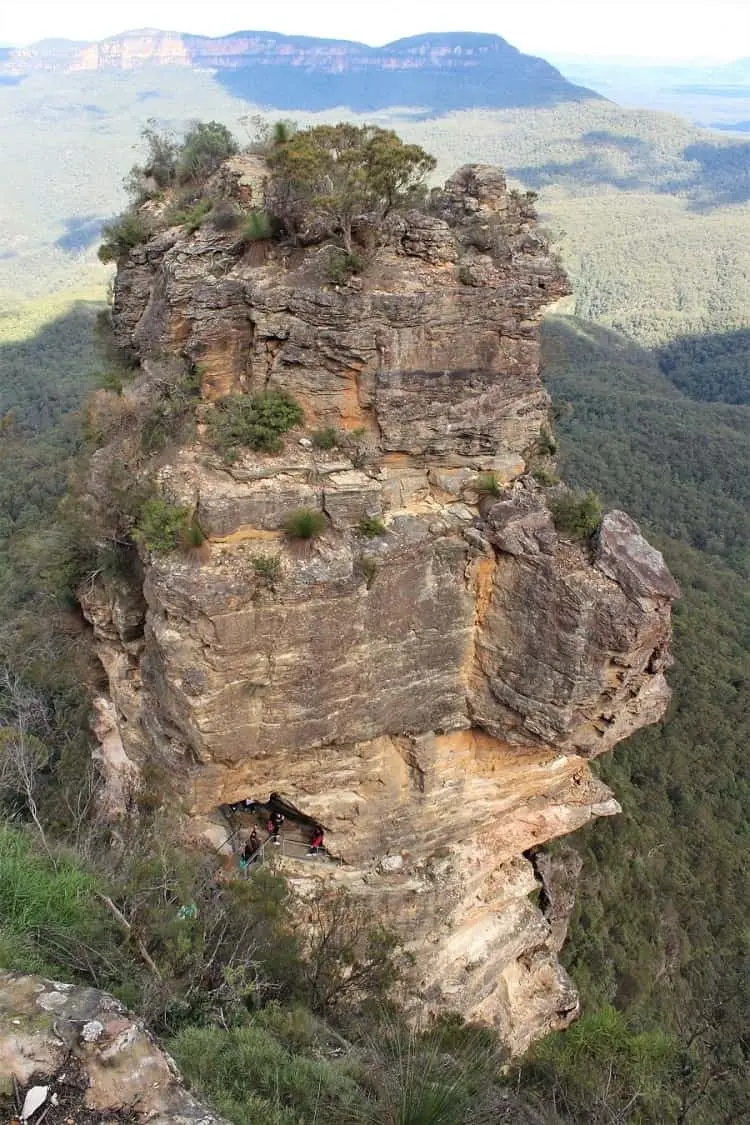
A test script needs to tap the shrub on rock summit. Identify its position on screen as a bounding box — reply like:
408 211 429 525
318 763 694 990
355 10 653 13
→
267 122 436 252
549 489 603 539
98 211 152 262
177 121 238 184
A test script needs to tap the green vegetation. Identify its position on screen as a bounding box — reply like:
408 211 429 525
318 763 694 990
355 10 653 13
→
123 119 239 200
357 515 387 538
537 424 557 456
532 466 560 486
168 197 213 234
283 508 326 540
355 554 378 588
658 328 750 404
0 296 102 427
266 123 436 251
310 425 339 450
177 120 239 184
239 209 273 243
98 210 152 262
252 554 282 586
548 488 603 539
183 520 206 549
326 248 364 285
137 367 201 455
0 300 104 796
475 471 502 498
538 312 750 1122
97 120 240 264
169 1021 362 1125
456 262 475 286
519 1007 677 1123
207 391 304 460
345 426 370 468
169 1011 505 1125
124 119 179 198
0 825 125 981
133 497 196 555
543 317 749 572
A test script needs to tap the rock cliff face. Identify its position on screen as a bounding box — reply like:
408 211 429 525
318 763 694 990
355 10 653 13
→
82 159 677 1054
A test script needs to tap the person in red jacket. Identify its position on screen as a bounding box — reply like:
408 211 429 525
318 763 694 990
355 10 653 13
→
308 825 325 856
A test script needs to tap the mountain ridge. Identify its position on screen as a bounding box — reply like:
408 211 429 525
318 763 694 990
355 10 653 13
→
0 28 600 113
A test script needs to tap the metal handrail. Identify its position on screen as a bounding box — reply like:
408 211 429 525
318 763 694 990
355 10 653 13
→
238 834 340 876
239 842 266 873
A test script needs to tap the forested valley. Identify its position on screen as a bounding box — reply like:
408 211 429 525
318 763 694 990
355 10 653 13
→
542 315 750 1121
0 109 748 1123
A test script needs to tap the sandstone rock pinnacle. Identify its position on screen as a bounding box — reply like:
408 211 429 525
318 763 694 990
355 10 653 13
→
81 157 677 1052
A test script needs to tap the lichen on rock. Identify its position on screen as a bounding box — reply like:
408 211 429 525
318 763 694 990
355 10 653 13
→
80 155 677 1053
0 972 228 1123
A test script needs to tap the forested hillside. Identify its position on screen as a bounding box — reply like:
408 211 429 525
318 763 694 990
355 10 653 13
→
539 314 750 1121
542 318 750 570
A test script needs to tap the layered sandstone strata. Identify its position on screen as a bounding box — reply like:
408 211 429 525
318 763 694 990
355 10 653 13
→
81 160 677 1052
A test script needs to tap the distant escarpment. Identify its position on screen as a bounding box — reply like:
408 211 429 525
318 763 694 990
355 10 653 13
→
80 155 676 1053
0 30 600 112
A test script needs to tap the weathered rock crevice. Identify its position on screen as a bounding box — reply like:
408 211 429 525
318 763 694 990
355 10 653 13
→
81 157 677 1054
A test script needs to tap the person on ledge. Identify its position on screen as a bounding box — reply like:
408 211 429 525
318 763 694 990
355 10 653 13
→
240 828 261 870
308 825 325 856
267 810 285 844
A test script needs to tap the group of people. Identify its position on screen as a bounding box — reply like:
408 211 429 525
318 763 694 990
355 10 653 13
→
234 800 326 869
265 810 325 855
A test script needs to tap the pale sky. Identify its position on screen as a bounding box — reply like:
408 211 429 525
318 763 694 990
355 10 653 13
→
2 0 749 62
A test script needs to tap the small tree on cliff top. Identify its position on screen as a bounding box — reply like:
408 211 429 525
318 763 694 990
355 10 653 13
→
267 123 436 251
177 120 239 184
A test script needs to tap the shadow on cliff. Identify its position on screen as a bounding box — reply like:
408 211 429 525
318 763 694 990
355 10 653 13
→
681 138 750 208
657 327 750 405
509 129 686 195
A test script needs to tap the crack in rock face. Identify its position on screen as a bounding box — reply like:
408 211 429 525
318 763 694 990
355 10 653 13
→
82 157 677 1054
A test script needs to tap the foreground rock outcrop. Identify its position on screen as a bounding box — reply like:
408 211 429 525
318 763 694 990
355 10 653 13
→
81 158 677 1053
0 972 227 1123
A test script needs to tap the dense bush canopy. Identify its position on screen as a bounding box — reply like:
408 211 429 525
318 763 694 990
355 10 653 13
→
267 123 436 250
